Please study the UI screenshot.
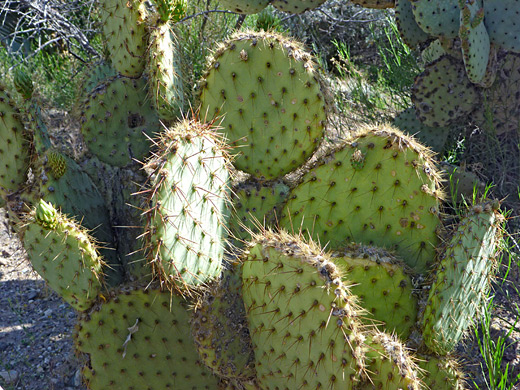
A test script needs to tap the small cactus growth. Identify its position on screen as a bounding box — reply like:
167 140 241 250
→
0 1 514 389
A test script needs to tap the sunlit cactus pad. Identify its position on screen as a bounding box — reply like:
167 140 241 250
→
332 244 418 338
422 202 503 355
358 331 422 390
242 231 366 389
23 200 104 312
144 120 230 289
100 0 148 77
281 125 443 274
75 285 219 389
199 31 327 180
416 354 467 390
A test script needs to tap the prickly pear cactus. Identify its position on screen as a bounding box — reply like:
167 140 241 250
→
23 200 104 311
143 120 230 290
242 231 367 389
198 31 328 180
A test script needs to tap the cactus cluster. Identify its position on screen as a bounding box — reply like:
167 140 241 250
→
0 0 512 389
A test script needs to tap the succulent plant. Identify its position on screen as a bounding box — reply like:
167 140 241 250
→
0 3 512 390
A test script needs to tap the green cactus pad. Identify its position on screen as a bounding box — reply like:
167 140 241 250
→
80 76 160 167
422 202 503 355
39 152 122 285
218 0 269 14
100 0 148 77
23 200 104 311
412 55 481 127
416 354 467 390
393 106 453 154
148 22 185 122
351 0 395 8
271 0 327 14
280 125 443 274
191 265 256 381
242 231 367 389
144 120 230 290
421 39 447 63
75 285 220 389
332 244 418 339
410 0 460 38
483 0 520 53
395 0 431 48
198 31 327 180
459 0 490 84
229 178 290 246
357 332 422 390
474 52 520 135
78 61 118 96
0 86 31 199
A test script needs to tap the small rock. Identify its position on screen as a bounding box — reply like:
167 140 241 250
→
74 369 82 387
0 370 19 384
36 365 44 373
27 290 39 300
44 308 53 317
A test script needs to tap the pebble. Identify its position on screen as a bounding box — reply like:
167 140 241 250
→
74 369 82 387
0 370 19 384
44 308 53 317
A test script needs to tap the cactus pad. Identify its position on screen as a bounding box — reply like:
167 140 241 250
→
242 231 367 389
332 244 418 339
412 55 481 127
23 200 104 311
229 179 289 246
422 202 502 355
395 0 431 48
191 265 256 381
144 120 230 290
81 76 160 167
148 22 185 122
393 106 453 154
0 86 31 199
483 0 520 53
100 0 148 77
281 125 443 274
459 0 490 84
217 0 270 14
350 0 395 8
410 0 460 38
474 52 520 135
75 285 219 389
199 31 327 180
416 354 467 390
358 331 422 390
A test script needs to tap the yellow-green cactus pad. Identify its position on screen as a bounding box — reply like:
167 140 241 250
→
199 31 327 180
148 21 185 122
23 200 104 311
416 354 467 390
100 0 148 77
75 285 220 389
242 231 367 389
281 125 443 274
332 244 418 339
357 331 422 390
